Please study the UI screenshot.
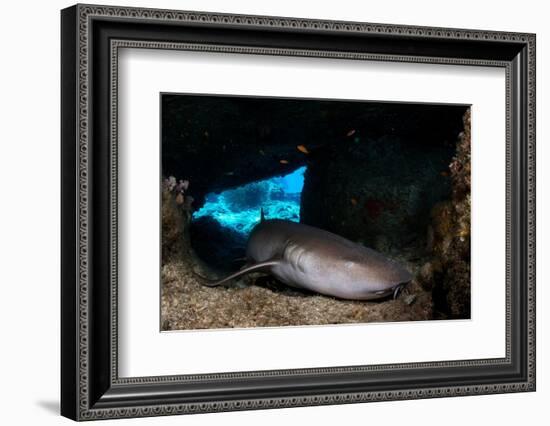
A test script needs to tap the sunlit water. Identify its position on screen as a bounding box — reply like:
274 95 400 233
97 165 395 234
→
193 166 306 236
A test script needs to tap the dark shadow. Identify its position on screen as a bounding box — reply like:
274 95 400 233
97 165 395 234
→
189 216 247 272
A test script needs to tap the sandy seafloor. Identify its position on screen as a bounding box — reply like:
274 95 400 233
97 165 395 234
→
160 248 432 331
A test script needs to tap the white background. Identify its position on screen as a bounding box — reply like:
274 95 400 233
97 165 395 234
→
0 0 547 425
119 49 506 377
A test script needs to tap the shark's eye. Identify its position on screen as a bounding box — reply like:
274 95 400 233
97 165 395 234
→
375 290 387 295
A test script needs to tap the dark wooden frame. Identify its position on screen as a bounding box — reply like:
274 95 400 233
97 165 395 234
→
61 4 536 421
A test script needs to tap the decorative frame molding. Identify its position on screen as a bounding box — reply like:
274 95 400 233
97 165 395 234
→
61 4 535 421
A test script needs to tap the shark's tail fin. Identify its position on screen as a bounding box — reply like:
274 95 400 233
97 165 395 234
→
260 208 265 222
194 260 280 287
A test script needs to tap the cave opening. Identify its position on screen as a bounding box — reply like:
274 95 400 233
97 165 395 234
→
190 166 306 270
193 166 306 236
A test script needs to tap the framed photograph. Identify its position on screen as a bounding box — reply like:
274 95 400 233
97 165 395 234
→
61 4 536 421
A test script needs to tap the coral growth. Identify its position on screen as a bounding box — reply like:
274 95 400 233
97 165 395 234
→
161 176 193 263
420 110 471 318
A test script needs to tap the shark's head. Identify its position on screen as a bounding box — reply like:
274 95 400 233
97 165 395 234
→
328 256 412 300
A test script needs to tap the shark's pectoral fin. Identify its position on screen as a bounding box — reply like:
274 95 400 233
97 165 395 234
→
196 259 281 287
393 283 408 300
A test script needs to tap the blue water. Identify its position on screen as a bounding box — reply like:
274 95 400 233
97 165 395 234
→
193 166 306 236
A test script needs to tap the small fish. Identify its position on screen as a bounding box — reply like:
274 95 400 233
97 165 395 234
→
346 129 356 137
225 171 235 176
259 149 266 156
350 198 358 206
280 160 289 164
440 171 449 177
297 145 309 154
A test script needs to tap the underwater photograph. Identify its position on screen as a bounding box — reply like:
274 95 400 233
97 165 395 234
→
160 94 471 331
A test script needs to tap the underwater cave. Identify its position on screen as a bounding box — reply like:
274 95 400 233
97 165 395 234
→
162 94 469 282
190 166 306 269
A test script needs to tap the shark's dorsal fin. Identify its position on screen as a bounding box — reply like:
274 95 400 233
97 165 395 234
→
196 259 280 287
260 208 265 223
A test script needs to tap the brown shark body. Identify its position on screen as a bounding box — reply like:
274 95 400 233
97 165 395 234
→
202 219 412 301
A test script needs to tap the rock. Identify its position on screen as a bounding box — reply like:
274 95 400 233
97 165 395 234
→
299 134 456 253
161 188 187 263
373 234 391 253
189 216 247 272
404 294 417 305
424 110 472 319
418 262 434 290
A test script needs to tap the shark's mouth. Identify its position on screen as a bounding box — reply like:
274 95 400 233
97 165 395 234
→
374 282 408 300
393 283 408 300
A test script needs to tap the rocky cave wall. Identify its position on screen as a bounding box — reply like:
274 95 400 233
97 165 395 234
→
300 134 454 254
162 95 466 215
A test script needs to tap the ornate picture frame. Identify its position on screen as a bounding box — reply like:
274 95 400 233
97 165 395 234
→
61 4 535 421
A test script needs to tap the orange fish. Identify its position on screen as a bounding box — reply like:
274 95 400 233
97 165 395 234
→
346 129 356 137
297 145 309 154
350 198 358 206
440 171 449 177
175 193 184 205
280 160 289 164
